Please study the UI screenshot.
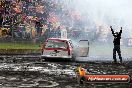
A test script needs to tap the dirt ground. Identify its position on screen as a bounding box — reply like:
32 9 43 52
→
0 57 131 88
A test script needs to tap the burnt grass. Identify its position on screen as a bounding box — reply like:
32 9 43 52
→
0 57 131 88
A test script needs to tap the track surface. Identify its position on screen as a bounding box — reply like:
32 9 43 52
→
0 57 131 88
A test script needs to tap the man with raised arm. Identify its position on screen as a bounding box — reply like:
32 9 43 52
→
110 26 122 63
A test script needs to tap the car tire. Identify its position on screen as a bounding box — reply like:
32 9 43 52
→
40 56 44 62
71 54 76 62
44 58 48 61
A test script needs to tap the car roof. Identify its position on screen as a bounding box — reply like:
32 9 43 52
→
47 38 71 41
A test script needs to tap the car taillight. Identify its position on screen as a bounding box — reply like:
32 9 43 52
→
68 48 72 55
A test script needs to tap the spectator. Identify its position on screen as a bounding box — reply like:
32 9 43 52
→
56 26 61 37
35 20 42 37
0 14 3 27
44 28 50 40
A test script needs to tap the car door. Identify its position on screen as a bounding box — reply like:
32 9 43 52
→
77 40 89 57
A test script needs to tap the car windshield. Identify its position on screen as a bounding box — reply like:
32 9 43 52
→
45 40 68 49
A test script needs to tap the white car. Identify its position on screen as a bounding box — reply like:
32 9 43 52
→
41 38 76 61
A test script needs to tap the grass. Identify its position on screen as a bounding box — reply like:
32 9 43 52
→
0 42 40 49
0 42 132 57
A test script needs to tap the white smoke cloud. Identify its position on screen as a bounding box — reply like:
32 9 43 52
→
70 0 132 37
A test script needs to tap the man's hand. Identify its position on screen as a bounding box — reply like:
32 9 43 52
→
110 26 114 35
120 27 123 34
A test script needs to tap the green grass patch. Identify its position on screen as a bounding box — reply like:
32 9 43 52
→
0 42 132 56
0 42 40 49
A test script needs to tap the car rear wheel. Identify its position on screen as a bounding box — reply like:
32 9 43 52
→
71 54 76 62
44 58 49 61
40 56 45 62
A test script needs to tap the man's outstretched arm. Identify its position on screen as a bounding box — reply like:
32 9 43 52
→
119 27 122 35
110 26 114 35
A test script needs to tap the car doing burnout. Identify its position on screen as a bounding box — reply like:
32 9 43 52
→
41 38 76 61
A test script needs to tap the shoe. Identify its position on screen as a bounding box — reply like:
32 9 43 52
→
119 61 122 64
112 61 117 64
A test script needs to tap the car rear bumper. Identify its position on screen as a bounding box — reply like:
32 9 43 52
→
41 55 72 59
